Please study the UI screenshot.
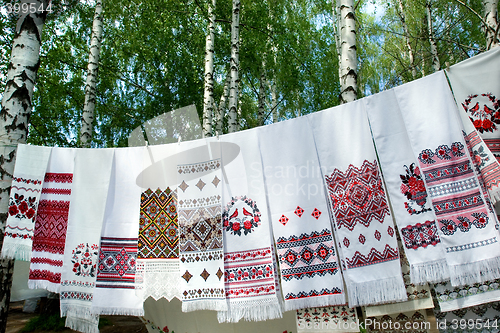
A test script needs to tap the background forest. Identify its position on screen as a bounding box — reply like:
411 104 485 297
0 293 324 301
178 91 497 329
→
0 0 495 148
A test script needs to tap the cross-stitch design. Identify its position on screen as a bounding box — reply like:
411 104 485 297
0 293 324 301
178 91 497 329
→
285 288 342 301
96 237 137 289
222 196 261 236
179 205 222 252
325 160 390 231
345 244 399 269
8 193 37 222
462 93 500 133
71 243 99 277
400 163 431 215
400 221 440 250
138 188 178 259
276 229 338 281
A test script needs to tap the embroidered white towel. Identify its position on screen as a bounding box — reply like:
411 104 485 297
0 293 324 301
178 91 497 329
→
433 279 500 312
258 116 346 311
446 47 500 167
216 128 283 322
135 143 182 302
1 144 51 260
59 148 114 333
296 305 359 332
28 147 75 292
395 71 500 286
307 100 406 307
177 138 227 312
91 147 146 316
365 88 449 284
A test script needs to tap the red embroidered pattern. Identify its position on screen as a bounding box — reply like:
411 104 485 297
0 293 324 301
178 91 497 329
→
96 237 137 290
462 93 500 133
325 160 390 231
32 200 70 253
285 288 342 301
224 247 276 299
400 221 440 250
28 270 61 284
41 188 71 195
345 244 399 269
44 173 73 183
30 258 63 267
222 196 261 236
484 139 500 162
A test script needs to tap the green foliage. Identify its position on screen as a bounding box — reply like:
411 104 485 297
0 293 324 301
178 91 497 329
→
20 314 66 332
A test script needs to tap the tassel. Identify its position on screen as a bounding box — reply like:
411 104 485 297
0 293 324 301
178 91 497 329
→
410 259 450 285
346 276 407 307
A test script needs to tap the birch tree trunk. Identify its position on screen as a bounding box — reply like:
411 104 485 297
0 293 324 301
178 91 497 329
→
228 0 241 133
270 82 278 123
80 0 104 147
202 0 216 137
216 74 230 135
338 0 358 104
258 70 266 126
396 0 417 80
483 0 499 49
0 1 49 329
426 0 441 72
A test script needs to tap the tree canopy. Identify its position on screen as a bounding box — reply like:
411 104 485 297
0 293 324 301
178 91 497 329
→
0 0 497 148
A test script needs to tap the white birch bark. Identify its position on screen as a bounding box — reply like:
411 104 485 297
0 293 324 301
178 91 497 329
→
216 74 230 135
228 0 241 133
258 70 266 126
0 1 49 328
338 0 358 104
79 0 104 147
396 0 417 80
270 81 278 123
483 0 499 49
202 0 216 137
426 0 441 72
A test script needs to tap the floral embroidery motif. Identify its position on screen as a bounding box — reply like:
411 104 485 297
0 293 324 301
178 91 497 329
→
222 196 261 236
418 149 435 164
400 163 431 215
439 213 488 236
71 243 99 277
96 237 137 289
462 93 500 133
8 193 37 222
436 145 452 160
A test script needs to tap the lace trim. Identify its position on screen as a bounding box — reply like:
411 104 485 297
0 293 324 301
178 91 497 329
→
136 260 182 301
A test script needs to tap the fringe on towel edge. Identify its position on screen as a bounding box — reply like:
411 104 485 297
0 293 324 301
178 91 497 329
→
28 279 61 293
346 276 407 307
410 259 450 285
65 315 99 333
1 244 32 261
90 306 144 316
449 256 500 287
181 299 228 313
217 297 284 323
284 293 347 312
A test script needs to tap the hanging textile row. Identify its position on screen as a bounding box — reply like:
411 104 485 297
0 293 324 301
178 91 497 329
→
1 48 500 333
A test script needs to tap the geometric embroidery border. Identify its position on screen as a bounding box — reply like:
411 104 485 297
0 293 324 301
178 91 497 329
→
446 237 498 253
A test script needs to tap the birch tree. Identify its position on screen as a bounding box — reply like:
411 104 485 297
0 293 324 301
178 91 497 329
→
202 0 216 137
395 0 417 80
337 0 358 103
228 0 240 133
80 0 103 147
483 0 499 49
0 1 49 329
426 0 440 72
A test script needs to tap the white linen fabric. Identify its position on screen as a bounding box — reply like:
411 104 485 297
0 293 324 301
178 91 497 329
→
28 147 75 292
177 138 227 312
91 147 146 316
59 148 114 333
365 88 449 284
307 100 406 307
216 128 283 323
258 116 346 311
395 71 500 287
432 279 500 312
1 144 51 260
